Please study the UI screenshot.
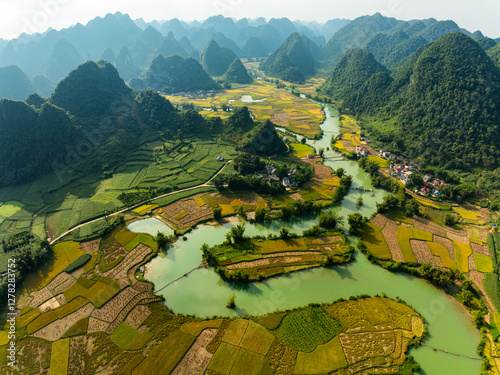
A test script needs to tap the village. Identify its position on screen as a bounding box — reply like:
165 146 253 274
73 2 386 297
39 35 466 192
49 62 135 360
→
354 141 448 199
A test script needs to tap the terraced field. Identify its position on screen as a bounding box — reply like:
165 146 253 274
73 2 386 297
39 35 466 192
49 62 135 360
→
361 204 497 314
206 232 353 280
0 198 424 375
0 138 236 253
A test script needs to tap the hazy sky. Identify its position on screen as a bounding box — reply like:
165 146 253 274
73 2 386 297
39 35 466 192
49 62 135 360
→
1 0 499 40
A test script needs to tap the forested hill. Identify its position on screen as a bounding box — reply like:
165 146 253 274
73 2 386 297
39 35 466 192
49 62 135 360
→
260 32 316 83
0 61 276 188
50 60 133 118
201 39 238 77
333 32 500 170
140 55 220 94
221 58 253 84
320 49 387 99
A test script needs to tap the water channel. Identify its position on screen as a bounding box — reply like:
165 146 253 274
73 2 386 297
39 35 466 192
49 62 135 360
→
140 103 482 374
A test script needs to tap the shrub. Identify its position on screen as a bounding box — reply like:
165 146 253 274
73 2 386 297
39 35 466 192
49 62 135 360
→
64 254 92 273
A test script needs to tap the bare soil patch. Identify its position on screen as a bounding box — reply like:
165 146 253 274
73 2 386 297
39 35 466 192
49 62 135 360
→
433 236 455 261
33 303 94 341
371 214 388 229
124 305 151 330
171 329 217 375
410 240 435 266
412 216 446 237
382 221 404 262
81 239 100 253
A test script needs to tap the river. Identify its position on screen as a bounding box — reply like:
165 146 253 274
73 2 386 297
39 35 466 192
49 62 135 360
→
141 103 482 374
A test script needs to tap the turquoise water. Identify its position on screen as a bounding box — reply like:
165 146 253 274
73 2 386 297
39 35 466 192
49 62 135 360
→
128 217 174 237
144 103 482 374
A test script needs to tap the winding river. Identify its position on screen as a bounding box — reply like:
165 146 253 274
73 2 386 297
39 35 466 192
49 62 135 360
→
140 103 482 374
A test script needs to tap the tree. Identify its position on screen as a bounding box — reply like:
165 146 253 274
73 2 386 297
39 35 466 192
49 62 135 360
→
301 137 307 144
254 208 268 223
332 185 347 205
237 205 247 220
226 293 236 308
177 128 183 141
444 214 458 226
348 213 365 234
230 224 246 244
336 168 345 178
279 228 290 239
404 199 419 216
275 165 288 179
213 206 222 220
156 232 168 248
408 173 424 189
460 289 473 306
318 210 344 228
319 148 325 158
356 195 363 208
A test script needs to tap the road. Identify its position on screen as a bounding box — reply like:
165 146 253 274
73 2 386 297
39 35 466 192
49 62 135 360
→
49 160 232 245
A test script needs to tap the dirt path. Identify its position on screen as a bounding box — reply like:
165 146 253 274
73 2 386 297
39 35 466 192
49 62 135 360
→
49 161 232 245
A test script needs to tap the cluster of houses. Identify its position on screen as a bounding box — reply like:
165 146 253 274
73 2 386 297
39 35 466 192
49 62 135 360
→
381 149 447 198
356 145 371 157
167 90 217 99
258 164 299 188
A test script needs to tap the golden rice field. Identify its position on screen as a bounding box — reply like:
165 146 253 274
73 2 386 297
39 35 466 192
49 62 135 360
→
163 80 324 137
362 205 492 277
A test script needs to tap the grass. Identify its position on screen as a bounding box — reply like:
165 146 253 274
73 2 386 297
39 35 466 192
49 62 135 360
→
270 307 344 353
454 241 473 273
133 329 196 375
289 143 315 158
360 223 392 260
397 226 418 263
427 242 456 269
483 273 500 311
110 322 141 350
239 321 274 355
50 339 70 375
473 254 494 273
0 201 24 216
115 230 137 247
22 241 84 292
124 233 158 252
294 337 347 374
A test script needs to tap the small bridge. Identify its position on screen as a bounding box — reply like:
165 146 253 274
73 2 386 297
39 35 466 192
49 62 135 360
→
154 265 206 293
421 344 482 360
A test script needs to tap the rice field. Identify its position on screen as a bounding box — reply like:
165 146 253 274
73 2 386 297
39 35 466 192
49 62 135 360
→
22 241 84 293
0 139 236 243
454 241 473 273
360 223 392 260
289 143 315 158
164 81 324 137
